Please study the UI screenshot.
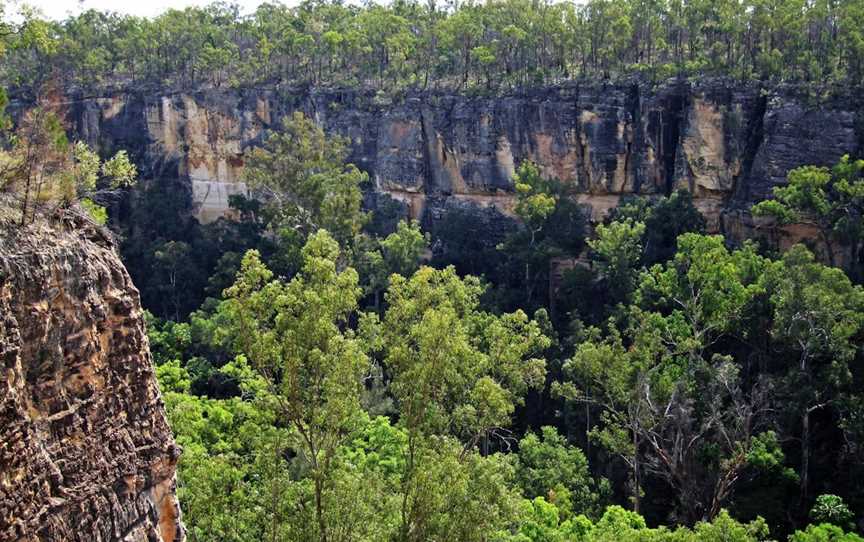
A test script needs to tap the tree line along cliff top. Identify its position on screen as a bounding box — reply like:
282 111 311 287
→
1 0 864 99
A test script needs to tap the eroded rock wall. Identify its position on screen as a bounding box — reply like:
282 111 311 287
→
68 80 862 239
0 216 184 542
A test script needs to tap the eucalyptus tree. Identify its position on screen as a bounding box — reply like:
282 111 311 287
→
221 233 369 542
374 264 549 540
559 235 778 523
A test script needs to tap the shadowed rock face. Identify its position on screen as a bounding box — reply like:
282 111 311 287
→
0 217 184 542
68 80 861 240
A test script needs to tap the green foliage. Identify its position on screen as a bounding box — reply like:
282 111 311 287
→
61 59 854 534
766 245 864 366
558 234 778 523
511 497 593 542
6 0 861 97
80 198 107 224
242 111 367 249
514 161 558 234
508 505 771 542
357 219 429 310
517 426 608 518
0 98 137 225
610 191 707 266
638 234 768 342
762 244 864 501
367 264 551 539
496 161 588 312
790 524 864 542
379 265 548 441
753 156 864 272
148 219 864 538
156 359 192 393
380 219 428 278
122 179 283 321
810 495 855 529
588 219 646 304
220 232 368 541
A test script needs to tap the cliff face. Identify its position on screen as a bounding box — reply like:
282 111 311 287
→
0 215 184 542
69 80 861 240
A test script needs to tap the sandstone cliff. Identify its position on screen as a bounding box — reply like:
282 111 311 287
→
68 79 861 242
0 212 184 542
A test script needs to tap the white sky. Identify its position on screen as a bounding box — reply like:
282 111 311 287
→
9 0 276 19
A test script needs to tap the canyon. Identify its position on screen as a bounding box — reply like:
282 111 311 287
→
1 79 862 541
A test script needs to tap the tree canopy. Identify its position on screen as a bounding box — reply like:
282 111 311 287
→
3 0 864 97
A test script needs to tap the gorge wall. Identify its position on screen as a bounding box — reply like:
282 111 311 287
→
0 215 184 542
69 79 862 248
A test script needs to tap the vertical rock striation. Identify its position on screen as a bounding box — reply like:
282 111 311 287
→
66 79 861 241
0 215 184 542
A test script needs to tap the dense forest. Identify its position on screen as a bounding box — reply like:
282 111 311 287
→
1 0 864 97
137 119 864 541
2 1 864 541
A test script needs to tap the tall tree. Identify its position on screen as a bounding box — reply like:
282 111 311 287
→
242 111 368 250
374 265 549 539
221 232 369 542
763 245 864 504
559 235 777 523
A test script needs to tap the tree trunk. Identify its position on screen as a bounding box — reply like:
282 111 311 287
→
821 231 836 268
399 433 417 542
633 431 641 514
800 407 812 508
315 475 328 542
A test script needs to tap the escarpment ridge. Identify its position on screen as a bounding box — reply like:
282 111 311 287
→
54 79 863 252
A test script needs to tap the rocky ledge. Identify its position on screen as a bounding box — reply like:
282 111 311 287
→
0 212 184 542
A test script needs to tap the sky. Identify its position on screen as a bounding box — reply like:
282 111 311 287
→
9 0 274 19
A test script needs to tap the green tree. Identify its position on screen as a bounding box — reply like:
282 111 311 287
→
503 160 578 309
357 219 429 311
375 264 549 539
810 495 855 530
221 232 369 542
609 191 706 266
753 156 864 273
380 219 429 278
790 523 864 542
559 235 776 523
0 95 136 226
517 426 607 518
514 161 557 248
588 218 645 305
242 111 368 250
763 245 864 503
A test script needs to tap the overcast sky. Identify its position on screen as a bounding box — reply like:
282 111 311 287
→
9 0 274 19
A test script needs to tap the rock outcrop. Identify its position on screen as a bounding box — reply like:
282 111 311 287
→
0 214 184 542
67 79 861 239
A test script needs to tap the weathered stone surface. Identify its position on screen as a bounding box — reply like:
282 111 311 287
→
66 80 861 235
675 84 760 198
743 94 859 203
0 215 184 542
